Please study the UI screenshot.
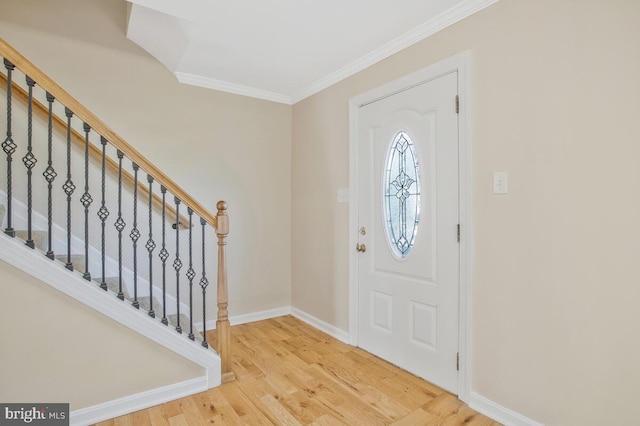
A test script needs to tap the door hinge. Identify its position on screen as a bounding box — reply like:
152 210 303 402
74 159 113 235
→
457 224 460 242
456 353 460 371
455 95 459 114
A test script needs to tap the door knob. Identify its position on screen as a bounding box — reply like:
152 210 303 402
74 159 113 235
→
356 243 366 253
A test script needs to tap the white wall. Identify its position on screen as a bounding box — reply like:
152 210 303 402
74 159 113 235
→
292 0 640 424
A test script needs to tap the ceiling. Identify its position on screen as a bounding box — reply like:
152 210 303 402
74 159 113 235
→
126 0 497 104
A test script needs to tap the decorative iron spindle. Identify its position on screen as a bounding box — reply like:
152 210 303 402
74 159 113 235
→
97 136 109 290
130 163 140 308
200 217 209 348
187 208 195 341
22 76 37 248
173 197 182 333
43 92 57 259
80 123 93 280
159 186 169 325
2 59 16 237
63 107 76 271
146 175 156 318
115 151 126 300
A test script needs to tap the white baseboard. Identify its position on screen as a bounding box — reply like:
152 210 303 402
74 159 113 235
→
196 305 351 345
195 306 292 332
196 306 350 345
70 377 207 426
230 306 292 326
468 392 543 426
290 307 350 344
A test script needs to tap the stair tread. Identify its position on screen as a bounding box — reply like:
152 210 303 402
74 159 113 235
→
168 313 203 341
54 254 87 273
14 230 48 251
137 295 162 313
101 276 132 301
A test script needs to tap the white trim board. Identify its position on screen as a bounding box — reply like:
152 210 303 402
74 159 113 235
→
290 307 350 344
0 230 221 387
70 377 207 426
175 72 292 105
195 304 350 345
468 392 543 426
194 306 292 333
348 51 473 401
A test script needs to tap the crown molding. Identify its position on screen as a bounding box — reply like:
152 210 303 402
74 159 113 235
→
169 0 498 104
175 72 293 105
290 0 499 104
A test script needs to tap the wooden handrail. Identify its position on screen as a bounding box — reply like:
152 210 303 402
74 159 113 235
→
0 37 217 229
0 72 191 229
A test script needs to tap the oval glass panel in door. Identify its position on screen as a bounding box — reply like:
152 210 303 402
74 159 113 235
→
383 131 421 259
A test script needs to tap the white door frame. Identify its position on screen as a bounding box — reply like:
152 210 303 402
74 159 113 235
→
348 51 473 402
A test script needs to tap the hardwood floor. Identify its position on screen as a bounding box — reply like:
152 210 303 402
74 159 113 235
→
95 316 499 425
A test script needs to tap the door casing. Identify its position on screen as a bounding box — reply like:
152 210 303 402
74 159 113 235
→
348 51 472 402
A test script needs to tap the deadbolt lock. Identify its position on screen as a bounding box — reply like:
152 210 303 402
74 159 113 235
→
359 227 367 235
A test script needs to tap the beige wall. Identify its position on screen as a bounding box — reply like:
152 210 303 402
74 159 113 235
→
0 259 203 410
3 0 640 423
0 0 293 317
293 0 640 424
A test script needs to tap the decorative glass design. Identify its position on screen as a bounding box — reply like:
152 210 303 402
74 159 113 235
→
383 131 420 259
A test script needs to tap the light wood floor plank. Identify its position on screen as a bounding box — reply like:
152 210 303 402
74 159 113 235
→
94 316 499 425
146 404 170 426
166 414 188 426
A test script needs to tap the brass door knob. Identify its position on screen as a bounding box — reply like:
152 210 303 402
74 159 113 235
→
356 243 366 253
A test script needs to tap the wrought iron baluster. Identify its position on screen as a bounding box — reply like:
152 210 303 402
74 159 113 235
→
63 108 76 271
97 136 109 290
159 186 169 325
22 76 37 248
200 217 209 348
146 175 156 318
173 197 182 333
187 208 195 341
80 123 93 280
43 92 57 259
115 151 126 300
2 59 16 237
130 163 140 308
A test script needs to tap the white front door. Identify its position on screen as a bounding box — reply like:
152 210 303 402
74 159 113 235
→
356 71 460 393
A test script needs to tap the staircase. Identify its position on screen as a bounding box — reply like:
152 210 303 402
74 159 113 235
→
0 37 234 422
3 210 200 340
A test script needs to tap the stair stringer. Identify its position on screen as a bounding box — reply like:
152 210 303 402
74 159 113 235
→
0 231 221 414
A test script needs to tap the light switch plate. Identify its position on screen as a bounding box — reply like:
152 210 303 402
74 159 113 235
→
493 171 508 194
337 189 349 203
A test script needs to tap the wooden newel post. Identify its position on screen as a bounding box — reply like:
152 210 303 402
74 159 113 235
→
216 201 235 383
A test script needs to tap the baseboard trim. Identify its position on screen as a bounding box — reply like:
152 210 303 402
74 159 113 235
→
468 392 542 426
70 377 207 426
195 306 351 347
195 306 292 332
290 307 350 343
